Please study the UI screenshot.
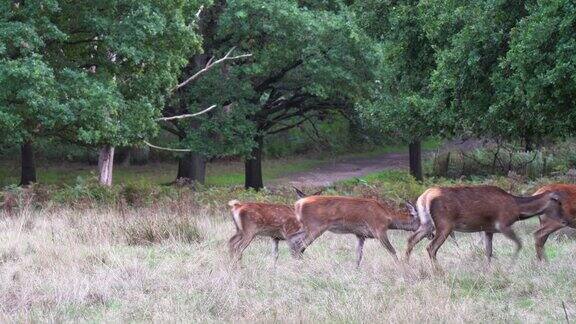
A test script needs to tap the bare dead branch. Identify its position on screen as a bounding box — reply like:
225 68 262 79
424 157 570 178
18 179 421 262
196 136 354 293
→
172 47 252 91
143 140 192 152
156 105 217 121
195 5 204 20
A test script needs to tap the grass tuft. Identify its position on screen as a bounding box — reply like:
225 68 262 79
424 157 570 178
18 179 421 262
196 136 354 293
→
123 215 203 246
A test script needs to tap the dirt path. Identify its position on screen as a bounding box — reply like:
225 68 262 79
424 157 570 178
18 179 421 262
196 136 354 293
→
272 139 482 187
271 152 410 187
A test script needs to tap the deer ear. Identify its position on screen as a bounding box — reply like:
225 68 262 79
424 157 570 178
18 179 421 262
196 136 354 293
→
293 186 307 198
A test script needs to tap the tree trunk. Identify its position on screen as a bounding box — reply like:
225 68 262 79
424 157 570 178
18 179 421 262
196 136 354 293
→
176 152 206 185
524 136 533 152
20 140 36 186
98 145 115 186
409 140 423 181
245 136 263 190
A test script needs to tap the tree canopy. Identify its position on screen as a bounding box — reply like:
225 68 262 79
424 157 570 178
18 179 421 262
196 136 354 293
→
356 0 576 152
167 0 380 188
2 0 576 186
2 0 203 147
1 0 204 183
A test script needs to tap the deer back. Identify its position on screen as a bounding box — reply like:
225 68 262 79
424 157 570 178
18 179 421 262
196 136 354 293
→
420 186 520 223
295 196 411 229
228 200 301 236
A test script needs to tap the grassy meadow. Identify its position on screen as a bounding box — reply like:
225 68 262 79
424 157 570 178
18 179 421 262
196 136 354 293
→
0 171 575 322
0 157 324 188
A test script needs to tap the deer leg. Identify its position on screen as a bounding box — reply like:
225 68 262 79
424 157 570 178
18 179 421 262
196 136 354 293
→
299 225 328 254
499 225 522 259
355 236 365 268
378 231 398 262
272 238 280 265
286 231 306 258
426 227 452 271
534 221 564 261
405 224 434 262
483 232 494 262
228 232 243 257
449 232 459 247
232 232 256 263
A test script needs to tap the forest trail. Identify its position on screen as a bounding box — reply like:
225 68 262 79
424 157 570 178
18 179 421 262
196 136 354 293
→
271 152 410 187
271 139 481 187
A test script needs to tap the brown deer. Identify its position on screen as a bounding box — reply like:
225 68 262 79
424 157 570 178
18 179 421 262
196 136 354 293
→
533 184 576 261
227 187 322 264
405 185 569 269
294 195 420 267
227 200 303 264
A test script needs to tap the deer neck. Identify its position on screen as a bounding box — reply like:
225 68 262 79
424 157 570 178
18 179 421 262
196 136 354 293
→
515 193 549 218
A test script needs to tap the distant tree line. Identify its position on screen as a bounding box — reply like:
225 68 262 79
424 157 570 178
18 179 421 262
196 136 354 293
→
1 0 575 188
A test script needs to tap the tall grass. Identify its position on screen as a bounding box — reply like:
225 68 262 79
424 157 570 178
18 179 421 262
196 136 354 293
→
1 170 576 321
0 201 575 322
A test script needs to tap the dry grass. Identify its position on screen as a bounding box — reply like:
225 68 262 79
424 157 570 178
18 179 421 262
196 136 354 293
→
0 205 575 322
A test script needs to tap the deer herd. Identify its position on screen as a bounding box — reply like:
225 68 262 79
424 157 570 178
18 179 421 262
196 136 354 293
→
227 183 575 270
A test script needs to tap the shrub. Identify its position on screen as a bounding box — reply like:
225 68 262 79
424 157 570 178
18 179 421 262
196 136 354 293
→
51 177 121 207
0 184 52 215
335 170 426 201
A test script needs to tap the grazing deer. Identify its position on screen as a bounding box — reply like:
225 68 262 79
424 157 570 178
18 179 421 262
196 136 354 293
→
294 196 420 267
405 185 569 269
533 184 576 261
227 187 322 264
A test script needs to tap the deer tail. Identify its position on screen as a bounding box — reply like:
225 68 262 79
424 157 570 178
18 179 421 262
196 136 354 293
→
294 200 304 222
228 200 242 231
416 190 433 226
228 199 241 207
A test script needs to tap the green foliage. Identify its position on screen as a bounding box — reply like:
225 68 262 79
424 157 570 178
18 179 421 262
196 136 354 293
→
424 0 531 139
335 167 571 202
49 176 190 208
356 0 576 145
492 0 576 140
354 0 437 142
0 0 204 149
51 177 122 206
175 0 380 160
265 115 366 158
336 170 427 201
0 0 63 145
425 0 576 142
